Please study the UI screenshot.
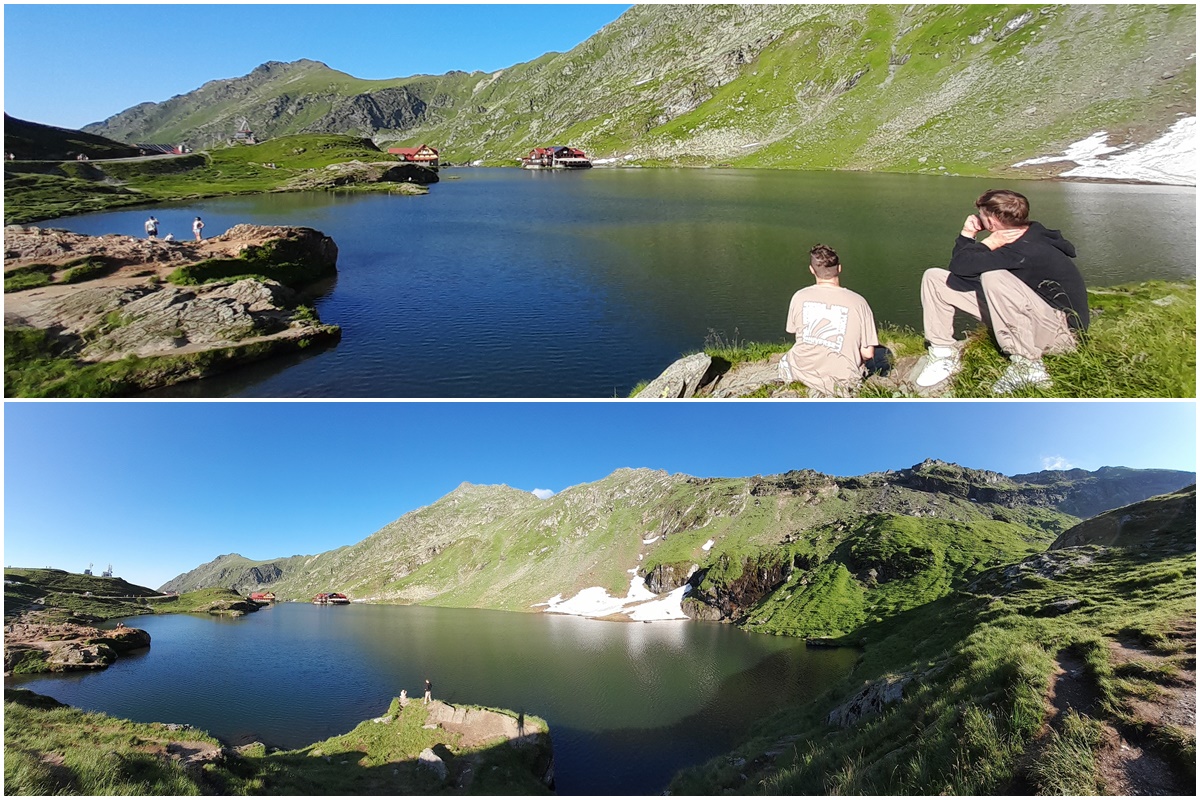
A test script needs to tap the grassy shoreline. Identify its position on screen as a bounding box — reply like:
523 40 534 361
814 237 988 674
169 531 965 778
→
3 691 553 795
3 133 432 226
662 280 1195 398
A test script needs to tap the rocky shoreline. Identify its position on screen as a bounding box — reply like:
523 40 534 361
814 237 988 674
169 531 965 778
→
4 618 151 675
4 224 342 396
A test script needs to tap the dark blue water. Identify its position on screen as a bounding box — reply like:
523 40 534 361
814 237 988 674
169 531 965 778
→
7 603 859 794
45 169 1195 397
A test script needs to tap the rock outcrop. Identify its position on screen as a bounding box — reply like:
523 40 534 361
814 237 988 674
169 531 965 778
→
685 553 792 623
4 224 342 395
635 352 714 398
3 621 151 675
281 160 437 191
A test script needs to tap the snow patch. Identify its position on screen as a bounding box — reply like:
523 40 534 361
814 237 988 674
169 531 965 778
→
625 584 691 621
702 539 715 552
1013 118 1196 186
542 577 688 622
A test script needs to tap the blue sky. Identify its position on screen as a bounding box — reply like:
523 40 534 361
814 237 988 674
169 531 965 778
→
3 4 633 130
4 401 1196 589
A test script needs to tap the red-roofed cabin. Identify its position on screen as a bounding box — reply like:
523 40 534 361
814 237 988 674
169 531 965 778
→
388 144 439 168
521 145 591 169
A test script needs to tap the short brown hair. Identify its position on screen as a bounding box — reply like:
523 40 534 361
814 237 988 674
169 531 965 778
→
809 244 840 279
976 189 1030 227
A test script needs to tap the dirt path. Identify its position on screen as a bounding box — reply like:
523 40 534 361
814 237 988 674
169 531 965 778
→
1017 619 1196 794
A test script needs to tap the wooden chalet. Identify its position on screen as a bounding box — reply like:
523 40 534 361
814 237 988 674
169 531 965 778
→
249 591 276 604
388 144 440 168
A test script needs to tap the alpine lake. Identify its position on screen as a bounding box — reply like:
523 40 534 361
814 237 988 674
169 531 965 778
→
47 168 1196 397
8 602 860 794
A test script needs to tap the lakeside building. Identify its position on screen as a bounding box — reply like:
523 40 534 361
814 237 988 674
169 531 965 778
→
388 144 440 168
521 146 592 169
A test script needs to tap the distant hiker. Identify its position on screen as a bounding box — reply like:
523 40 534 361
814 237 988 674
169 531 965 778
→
517 712 525 737
144 216 158 239
399 689 408 706
915 189 1089 394
192 216 205 241
424 679 432 704
779 243 888 397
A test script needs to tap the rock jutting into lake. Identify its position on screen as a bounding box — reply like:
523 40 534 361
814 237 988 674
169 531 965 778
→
3 224 342 396
3 620 151 675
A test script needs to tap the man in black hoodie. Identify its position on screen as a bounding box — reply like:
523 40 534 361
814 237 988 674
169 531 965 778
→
915 189 1089 394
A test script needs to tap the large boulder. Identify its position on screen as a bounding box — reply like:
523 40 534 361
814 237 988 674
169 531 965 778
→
827 673 913 728
636 353 714 398
417 748 448 781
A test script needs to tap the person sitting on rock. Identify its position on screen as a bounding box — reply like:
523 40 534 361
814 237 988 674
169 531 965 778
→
779 243 888 397
914 189 1089 394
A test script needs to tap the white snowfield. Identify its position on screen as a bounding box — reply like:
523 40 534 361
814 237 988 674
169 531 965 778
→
538 575 691 621
1013 117 1196 186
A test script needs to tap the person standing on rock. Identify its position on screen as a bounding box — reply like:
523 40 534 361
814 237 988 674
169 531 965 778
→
144 217 158 239
424 679 432 704
192 216 205 241
914 189 1089 394
779 244 888 397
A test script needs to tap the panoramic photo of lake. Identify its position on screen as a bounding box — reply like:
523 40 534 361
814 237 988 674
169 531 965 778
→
49 168 1196 397
9 603 859 795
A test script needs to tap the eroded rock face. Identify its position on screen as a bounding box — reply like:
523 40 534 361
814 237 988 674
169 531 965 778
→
644 562 697 594
686 554 791 623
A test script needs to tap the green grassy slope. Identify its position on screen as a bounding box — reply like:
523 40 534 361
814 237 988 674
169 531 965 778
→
4 114 141 160
670 486 1197 794
3 133 405 225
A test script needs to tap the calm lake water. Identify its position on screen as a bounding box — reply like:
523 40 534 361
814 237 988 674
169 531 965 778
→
7 603 858 794
50 169 1195 397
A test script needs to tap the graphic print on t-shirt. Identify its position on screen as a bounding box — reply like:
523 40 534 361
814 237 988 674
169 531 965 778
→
801 301 850 351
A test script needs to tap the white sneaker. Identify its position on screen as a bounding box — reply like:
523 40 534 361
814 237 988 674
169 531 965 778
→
993 355 1052 395
915 345 961 388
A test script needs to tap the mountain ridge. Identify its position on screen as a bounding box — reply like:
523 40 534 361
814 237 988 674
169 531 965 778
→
161 462 1195 627
82 5 1195 175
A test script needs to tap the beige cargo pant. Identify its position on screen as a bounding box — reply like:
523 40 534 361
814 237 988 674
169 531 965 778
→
921 268 1076 360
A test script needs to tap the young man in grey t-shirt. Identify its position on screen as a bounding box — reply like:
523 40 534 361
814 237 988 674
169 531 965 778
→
780 244 886 397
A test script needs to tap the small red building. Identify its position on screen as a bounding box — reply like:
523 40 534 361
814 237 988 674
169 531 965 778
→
521 146 592 170
387 144 440 168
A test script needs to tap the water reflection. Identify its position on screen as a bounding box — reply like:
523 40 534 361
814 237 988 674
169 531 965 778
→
7 603 857 794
